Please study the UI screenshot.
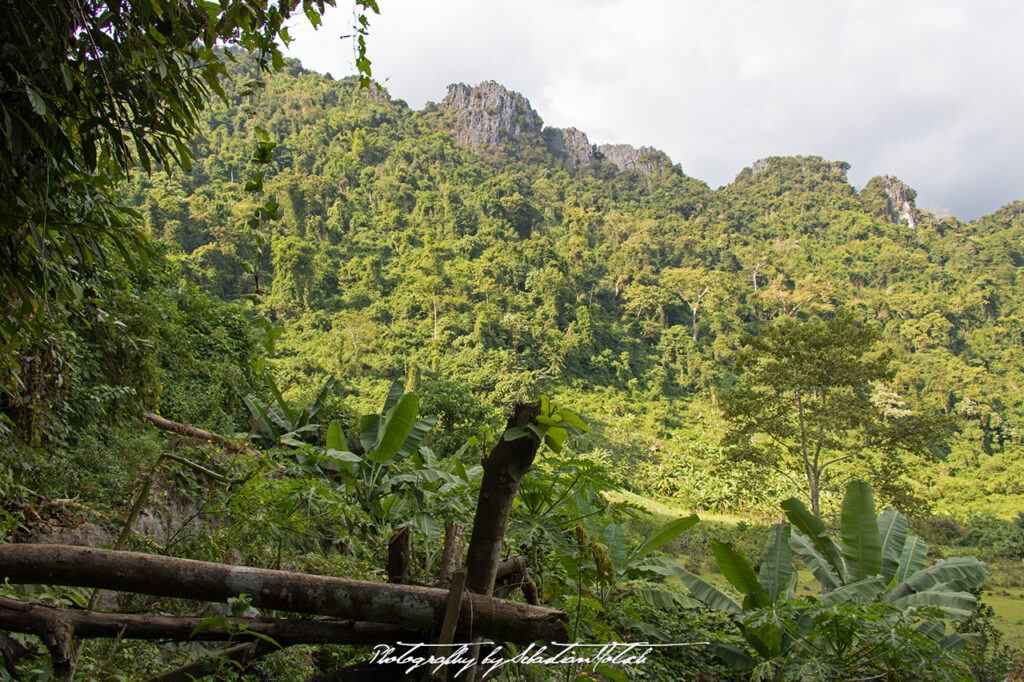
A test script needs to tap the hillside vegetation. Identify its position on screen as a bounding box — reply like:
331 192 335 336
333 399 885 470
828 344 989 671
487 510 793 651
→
120 56 1024 518
3 47 1023 679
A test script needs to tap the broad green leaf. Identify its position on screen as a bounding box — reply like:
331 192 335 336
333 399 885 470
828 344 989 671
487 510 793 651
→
366 393 420 463
635 587 701 609
877 508 908 584
397 416 437 459
841 480 882 581
671 566 742 616
559 408 590 433
326 420 347 451
900 590 977 620
324 450 361 463
711 540 771 608
543 425 567 453
819 576 886 604
382 381 405 413
759 523 794 603
895 534 927 583
708 643 756 670
602 523 627 572
918 620 946 641
359 414 380 454
782 497 845 583
628 514 699 566
788 530 840 591
886 557 990 603
412 512 441 542
939 634 967 652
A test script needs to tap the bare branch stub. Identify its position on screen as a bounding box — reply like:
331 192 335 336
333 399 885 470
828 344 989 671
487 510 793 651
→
465 402 542 598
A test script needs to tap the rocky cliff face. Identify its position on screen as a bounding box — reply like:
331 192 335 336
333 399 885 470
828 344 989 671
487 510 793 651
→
543 126 596 169
444 81 542 148
880 176 919 228
444 82 675 175
597 143 670 175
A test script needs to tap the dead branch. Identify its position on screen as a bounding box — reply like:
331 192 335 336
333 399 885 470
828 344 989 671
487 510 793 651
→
141 412 259 456
465 403 541 597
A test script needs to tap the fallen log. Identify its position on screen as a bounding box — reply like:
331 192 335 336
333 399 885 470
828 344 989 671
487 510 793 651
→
0 544 567 644
0 595 422 645
141 412 259 456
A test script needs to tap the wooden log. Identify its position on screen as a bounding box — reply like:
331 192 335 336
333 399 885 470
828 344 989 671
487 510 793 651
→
436 522 466 587
141 412 259 456
0 596 422 645
0 544 566 644
465 403 541 597
386 526 411 584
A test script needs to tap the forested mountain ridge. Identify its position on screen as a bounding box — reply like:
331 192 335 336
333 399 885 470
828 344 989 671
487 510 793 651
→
125 55 1024 518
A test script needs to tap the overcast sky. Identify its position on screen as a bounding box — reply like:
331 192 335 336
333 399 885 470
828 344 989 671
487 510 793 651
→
284 0 1024 221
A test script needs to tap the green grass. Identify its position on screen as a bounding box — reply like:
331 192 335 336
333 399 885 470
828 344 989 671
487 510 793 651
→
606 489 749 525
983 587 1024 650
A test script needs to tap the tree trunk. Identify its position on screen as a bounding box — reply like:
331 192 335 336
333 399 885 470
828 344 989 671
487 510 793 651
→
0 544 566 644
465 402 541 597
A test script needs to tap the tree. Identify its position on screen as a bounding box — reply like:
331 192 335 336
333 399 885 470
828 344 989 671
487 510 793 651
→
0 0 379 425
720 311 932 517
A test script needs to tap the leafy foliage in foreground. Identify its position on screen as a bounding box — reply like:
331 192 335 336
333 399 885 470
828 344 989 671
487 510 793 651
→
678 481 989 678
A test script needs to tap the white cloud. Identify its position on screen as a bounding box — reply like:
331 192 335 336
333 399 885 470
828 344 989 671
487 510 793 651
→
283 0 1024 219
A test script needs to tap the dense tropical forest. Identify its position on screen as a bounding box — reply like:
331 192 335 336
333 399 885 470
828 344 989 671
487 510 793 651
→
1 2 1023 679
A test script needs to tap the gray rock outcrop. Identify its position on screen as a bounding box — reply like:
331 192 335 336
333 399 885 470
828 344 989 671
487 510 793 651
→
444 81 541 148
543 126 596 169
596 143 669 175
880 176 918 228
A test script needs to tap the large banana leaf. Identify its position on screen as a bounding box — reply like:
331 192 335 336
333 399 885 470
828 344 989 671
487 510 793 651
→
782 497 845 583
840 481 882 582
759 523 794 603
877 508 908 584
885 557 990 603
670 565 742 616
896 534 927 583
366 393 420 463
708 643 756 670
635 587 702 609
396 415 438 459
899 590 977 620
711 540 771 608
326 420 347 451
819 576 887 604
602 523 627 572
789 530 841 591
382 381 406 414
626 514 699 567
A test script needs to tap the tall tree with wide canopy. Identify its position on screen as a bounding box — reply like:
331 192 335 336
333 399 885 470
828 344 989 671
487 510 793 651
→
720 311 937 517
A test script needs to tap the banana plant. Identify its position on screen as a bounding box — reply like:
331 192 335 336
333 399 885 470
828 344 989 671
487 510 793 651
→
782 480 989 628
313 382 479 536
673 481 990 669
578 515 702 610
243 375 336 448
